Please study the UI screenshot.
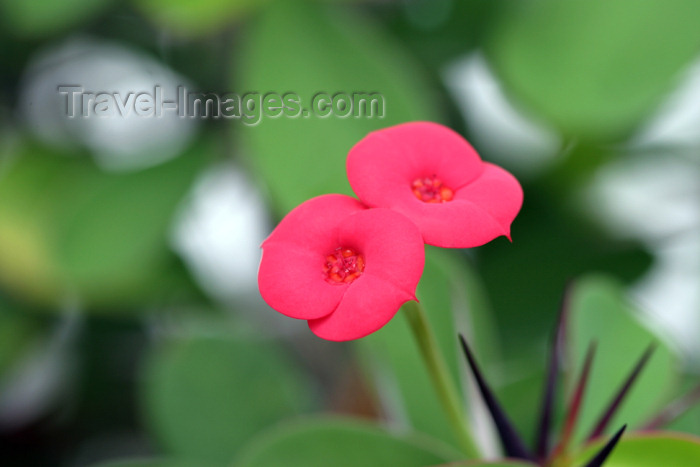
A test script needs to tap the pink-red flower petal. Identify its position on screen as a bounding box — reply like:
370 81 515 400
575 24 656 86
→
308 274 415 341
384 163 523 248
258 242 346 320
258 194 425 341
262 194 366 253
336 208 425 298
259 194 365 320
308 207 424 341
347 121 484 211
452 163 524 244
346 122 523 248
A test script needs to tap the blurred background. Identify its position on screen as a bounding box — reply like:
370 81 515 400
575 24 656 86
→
0 0 698 465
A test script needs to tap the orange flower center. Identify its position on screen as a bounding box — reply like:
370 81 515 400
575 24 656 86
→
411 176 454 203
324 247 365 284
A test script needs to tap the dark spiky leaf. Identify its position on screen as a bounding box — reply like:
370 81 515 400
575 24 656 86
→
459 335 534 461
534 335 559 460
534 286 571 459
644 382 700 430
582 424 627 467
551 343 596 460
587 344 655 440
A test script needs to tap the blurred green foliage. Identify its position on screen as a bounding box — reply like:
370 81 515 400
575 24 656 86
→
359 247 497 451
141 332 313 463
0 138 209 309
574 434 700 466
487 0 700 140
236 0 439 214
133 0 262 37
93 460 218 467
0 298 42 377
567 275 678 442
0 0 114 37
233 417 459 467
0 0 698 465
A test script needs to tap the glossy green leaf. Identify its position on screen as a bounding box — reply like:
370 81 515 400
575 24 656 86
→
236 0 440 214
488 0 700 139
568 276 678 442
0 0 113 37
0 138 207 308
235 417 456 467
132 0 262 36
141 334 311 464
574 433 700 466
359 247 498 451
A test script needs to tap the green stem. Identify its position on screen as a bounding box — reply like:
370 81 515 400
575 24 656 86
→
403 300 482 459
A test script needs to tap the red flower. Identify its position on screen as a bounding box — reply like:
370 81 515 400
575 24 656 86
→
346 122 524 248
258 194 425 341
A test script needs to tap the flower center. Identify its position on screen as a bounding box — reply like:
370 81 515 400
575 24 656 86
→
411 176 454 203
323 247 365 284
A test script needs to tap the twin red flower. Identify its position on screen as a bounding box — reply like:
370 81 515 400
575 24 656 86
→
258 122 523 341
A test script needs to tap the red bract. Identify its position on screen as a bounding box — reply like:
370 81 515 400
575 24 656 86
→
258 194 425 341
346 122 524 248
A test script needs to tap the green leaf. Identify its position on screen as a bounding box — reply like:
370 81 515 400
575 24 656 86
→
132 0 262 36
236 0 440 214
235 417 457 467
567 275 679 442
0 138 207 308
0 0 113 37
574 433 700 466
141 334 312 464
358 247 498 451
487 0 700 139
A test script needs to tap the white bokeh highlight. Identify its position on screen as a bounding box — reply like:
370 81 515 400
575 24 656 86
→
443 53 562 176
18 36 198 171
631 56 700 149
585 155 700 361
171 162 269 304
